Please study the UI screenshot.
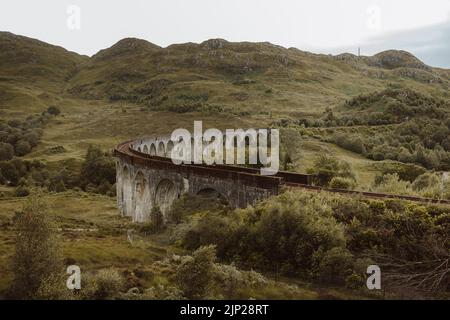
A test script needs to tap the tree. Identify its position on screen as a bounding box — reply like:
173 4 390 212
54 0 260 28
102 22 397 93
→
0 142 14 161
81 146 115 187
10 192 66 299
309 154 355 186
15 140 31 156
309 154 340 186
415 145 427 167
0 161 19 185
23 131 40 147
398 147 413 163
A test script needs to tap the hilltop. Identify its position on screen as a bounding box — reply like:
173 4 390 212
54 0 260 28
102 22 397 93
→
0 32 87 114
67 38 449 117
1 32 449 120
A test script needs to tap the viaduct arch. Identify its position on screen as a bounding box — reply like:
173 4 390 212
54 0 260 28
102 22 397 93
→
115 136 450 223
114 136 312 223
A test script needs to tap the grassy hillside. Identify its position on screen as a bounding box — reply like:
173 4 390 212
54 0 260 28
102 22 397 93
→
67 38 449 120
0 32 449 300
0 32 87 116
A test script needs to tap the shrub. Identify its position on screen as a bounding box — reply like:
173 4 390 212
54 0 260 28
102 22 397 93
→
313 247 354 285
141 285 185 300
372 173 414 195
0 161 19 185
81 269 125 300
377 161 426 182
329 177 355 190
10 192 65 299
151 206 164 230
332 133 366 154
49 179 67 193
418 185 442 199
411 172 440 191
23 131 40 147
0 142 14 161
308 154 356 186
212 263 244 299
176 245 217 299
182 192 347 279
80 146 115 187
139 207 165 234
15 140 31 156
7 119 22 128
14 185 30 197
47 106 61 116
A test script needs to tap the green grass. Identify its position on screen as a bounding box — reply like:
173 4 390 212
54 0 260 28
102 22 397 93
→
0 32 449 299
0 191 374 299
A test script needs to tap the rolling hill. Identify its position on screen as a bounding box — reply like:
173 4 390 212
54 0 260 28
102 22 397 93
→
0 32 87 115
1 32 448 121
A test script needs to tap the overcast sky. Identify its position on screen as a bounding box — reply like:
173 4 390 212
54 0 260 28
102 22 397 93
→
1 0 449 67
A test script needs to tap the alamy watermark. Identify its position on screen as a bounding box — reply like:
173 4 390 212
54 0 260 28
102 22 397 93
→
66 265 81 290
66 5 81 30
366 265 381 290
168 121 279 175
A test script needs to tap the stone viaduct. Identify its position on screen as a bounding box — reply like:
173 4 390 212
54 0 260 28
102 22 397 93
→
114 136 312 223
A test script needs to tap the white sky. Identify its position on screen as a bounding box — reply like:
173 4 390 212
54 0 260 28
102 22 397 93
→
1 0 450 67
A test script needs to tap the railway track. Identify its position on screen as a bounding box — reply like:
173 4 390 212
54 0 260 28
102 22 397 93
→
115 140 450 206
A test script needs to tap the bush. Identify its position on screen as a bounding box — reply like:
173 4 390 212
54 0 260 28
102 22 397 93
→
329 177 355 190
411 172 440 191
0 142 14 161
10 192 65 299
15 140 31 156
140 285 185 300
173 189 449 296
377 161 426 182
14 185 30 197
182 192 347 279
332 133 366 154
139 207 165 234
313 247 354 285
308 154 356 186
80 146 115 187
372 173 414 195
47 106 61 116
81 269 125 300
0 161 19 185
23 132 40 147
151 206 164 230
176 245 217 299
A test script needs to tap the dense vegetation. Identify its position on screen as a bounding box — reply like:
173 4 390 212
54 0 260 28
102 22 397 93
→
286 88 450 171
0 113 47 160
1 32 449 300
172 191 449 297
0 145 115 197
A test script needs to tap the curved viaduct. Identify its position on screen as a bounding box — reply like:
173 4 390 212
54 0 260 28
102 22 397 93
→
115 137 450 223
114 136 312 222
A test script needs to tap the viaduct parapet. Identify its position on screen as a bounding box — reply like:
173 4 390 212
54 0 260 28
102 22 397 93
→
114 137 312 222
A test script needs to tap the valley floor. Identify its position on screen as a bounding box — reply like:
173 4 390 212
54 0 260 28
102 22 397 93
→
0 191 377 300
